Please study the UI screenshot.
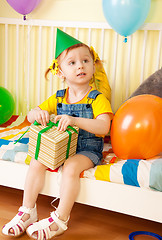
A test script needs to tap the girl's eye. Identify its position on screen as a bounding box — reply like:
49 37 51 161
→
69 61 75 65
83 59 88 63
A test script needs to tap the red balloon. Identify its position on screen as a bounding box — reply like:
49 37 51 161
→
111 95 162 159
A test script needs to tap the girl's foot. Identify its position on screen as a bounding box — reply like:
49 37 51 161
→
26 211 69 239
2 205 38 237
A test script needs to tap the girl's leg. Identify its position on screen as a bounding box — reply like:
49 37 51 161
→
8 158 47 234
51 154 94 229
26 154 94 239
23 158 48 208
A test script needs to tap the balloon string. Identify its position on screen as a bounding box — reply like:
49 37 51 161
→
123 37 127 43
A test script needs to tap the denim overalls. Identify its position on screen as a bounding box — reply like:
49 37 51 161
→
56 89 104 165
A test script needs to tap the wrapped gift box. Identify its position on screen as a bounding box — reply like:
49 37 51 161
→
28 120 78 170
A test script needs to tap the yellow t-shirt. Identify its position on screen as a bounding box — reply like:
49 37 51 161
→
39 87 113 119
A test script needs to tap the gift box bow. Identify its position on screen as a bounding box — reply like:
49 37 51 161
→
33 120 78 160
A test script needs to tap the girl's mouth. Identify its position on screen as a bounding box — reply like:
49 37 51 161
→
77 73 86 76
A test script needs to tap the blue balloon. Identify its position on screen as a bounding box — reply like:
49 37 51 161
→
102 0 151 38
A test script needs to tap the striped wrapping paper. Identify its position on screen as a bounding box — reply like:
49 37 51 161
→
28 122 79 170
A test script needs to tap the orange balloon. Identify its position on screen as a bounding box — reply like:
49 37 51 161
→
111 95 162 159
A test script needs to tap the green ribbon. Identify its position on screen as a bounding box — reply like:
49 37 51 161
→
33 120 78 160
14 126 30 144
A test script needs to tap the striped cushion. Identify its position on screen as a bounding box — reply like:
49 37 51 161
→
82 155 162 191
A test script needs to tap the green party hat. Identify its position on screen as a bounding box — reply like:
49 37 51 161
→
55 28 82 58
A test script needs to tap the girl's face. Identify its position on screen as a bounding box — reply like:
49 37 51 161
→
58 46 95 87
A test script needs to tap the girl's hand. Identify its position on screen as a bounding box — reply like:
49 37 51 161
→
34 110 50 126
54 115 75 131
27 107 50 126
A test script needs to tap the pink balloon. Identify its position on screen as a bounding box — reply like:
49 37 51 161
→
7 0 41 15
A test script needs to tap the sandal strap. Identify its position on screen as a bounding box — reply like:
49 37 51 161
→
37 229 44 240
17 220 26 232
18 205 36 214
12 224 21 236
51 212 68 231
43 228 50 240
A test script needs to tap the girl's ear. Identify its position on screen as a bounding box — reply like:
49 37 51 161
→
57 68 65 79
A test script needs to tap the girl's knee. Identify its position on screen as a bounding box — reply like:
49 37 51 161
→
29 158 47 172
62 160 80 178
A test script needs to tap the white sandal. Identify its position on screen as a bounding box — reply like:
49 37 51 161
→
26 211 69 240
2 205 38 237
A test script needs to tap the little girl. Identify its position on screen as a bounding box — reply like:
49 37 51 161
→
2 29 113 239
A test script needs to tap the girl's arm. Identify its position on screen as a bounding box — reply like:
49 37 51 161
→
55 114 111 136
27 107 50 126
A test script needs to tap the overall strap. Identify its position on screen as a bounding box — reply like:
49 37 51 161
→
56 89 66 98
87 90 101 100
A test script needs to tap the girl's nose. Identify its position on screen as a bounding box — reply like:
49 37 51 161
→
77 61 83 69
